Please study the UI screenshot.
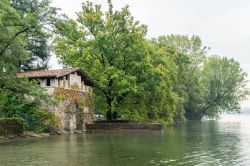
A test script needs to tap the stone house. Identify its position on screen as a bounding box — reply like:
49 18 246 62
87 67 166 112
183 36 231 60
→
17 68 95 132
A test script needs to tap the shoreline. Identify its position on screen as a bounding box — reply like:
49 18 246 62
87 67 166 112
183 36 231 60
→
0 130 85 144
0 123 165 144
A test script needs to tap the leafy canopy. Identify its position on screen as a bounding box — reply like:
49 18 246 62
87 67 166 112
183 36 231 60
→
0 0 57 130
55 1 249 121
0 0 57 71
55 1 153 120
152 35 249 120
200 56 249 119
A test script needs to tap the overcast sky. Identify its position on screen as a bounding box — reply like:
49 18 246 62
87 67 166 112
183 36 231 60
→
50 0 250 106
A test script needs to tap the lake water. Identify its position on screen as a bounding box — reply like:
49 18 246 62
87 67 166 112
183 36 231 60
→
1 114 250 166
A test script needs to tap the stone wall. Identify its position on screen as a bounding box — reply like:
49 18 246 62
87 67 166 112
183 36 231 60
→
41 88 93 132
0 118 24 137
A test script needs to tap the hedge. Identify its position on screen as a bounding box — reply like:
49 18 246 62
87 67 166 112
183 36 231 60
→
0 118 24 137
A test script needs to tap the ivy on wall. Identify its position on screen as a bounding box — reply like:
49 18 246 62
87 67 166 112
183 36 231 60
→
54 87 94 113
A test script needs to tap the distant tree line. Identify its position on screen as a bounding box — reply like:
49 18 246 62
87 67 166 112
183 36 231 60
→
0 0 249 128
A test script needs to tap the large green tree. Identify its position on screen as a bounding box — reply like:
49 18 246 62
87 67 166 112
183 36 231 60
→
55 1 147 120
152 35 249 120
0 0 55 129
152 35 208 120
55 1 249 122
196 56 249 119
115 42 179 123
0 0 56 105
55 1 179 122
0 0 57 71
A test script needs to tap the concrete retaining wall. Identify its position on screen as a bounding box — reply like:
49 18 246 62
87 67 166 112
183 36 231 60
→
0 118 23 137
86 123 164 131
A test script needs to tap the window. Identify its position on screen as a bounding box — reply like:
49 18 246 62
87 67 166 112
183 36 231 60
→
35 79 41 85
46 78 51 86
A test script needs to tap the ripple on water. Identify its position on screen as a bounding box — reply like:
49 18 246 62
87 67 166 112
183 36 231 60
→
1 115 250 166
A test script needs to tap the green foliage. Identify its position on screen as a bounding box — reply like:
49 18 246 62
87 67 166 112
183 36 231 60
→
0 0 58 71
54 87 94 114
25 109 59 133
152 35 208 121
55 1 180 122
55 1 249 122
117 43 180 123
0 0 57 131
0 78 50 130
55 1 144 119
153 35 249 120
198 56 249 119
1 0 249 125
0 0 54 114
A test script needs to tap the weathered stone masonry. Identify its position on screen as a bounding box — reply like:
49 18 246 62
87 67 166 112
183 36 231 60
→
18 68 95 132
52 88 94 131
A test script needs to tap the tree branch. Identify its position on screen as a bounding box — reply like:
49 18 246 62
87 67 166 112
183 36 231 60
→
0 27 29 57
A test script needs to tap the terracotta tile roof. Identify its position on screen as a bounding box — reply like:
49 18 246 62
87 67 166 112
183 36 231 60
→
17 68 95 86
17 68 80 78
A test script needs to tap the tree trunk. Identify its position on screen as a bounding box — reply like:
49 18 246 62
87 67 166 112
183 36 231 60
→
106 79 113 121
107 97 112 121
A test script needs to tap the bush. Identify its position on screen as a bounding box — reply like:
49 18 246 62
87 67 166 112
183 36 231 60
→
24 109 60 133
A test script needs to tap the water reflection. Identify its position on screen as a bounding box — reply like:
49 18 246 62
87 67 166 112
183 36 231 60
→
0 115 250 166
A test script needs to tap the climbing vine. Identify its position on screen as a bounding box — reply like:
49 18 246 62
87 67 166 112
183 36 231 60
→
54 87 94 112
